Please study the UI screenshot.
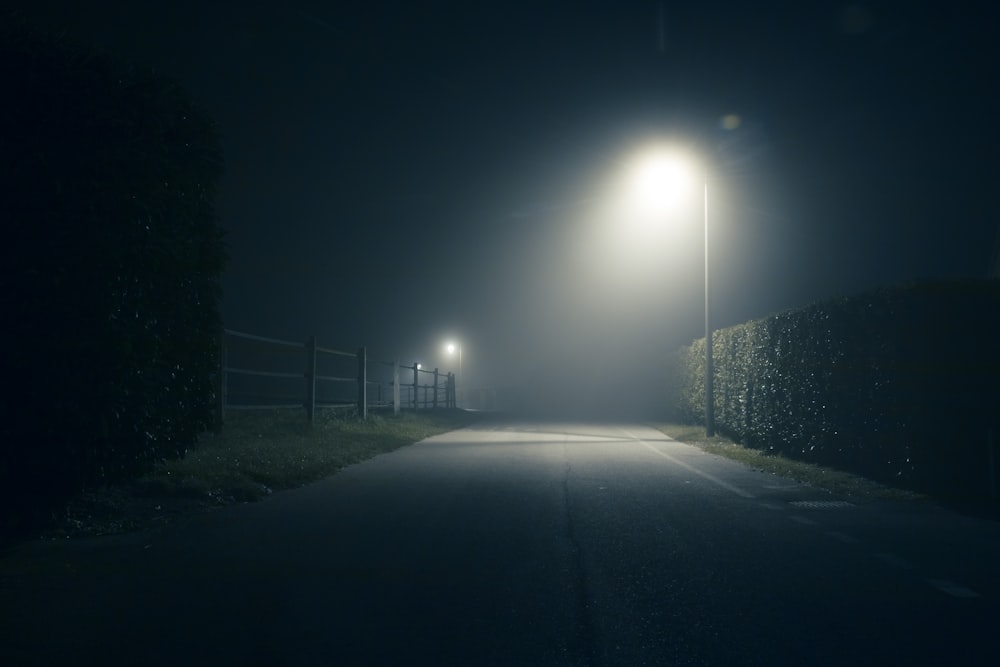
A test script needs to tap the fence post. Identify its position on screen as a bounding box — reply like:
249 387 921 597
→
393 360 401 415
433 368 439 408
448 372 455 408
215 329 227 431
413 364 419 409
357 346 367 420
305 335 317 423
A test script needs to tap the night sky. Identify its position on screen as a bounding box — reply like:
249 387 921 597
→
15 1 1000 401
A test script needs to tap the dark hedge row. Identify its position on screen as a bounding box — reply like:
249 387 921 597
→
0 20 226 532
677 281 1000 498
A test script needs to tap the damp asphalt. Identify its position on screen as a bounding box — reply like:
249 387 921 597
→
2 418 999 665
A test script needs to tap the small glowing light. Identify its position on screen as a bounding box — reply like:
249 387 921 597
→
625 148 695 216
446 343 456 355
416 363 422 370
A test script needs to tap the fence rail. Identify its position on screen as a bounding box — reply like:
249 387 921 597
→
217 328 455 425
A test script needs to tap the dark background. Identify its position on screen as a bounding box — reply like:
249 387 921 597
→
11 0 1000 403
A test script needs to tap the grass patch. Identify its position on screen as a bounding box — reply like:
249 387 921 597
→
652 422 925 502
150 408 479 499
49 408 480 539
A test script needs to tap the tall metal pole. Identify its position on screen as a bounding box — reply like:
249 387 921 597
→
704 180 714 437
457 345 463 408
393 360 400 415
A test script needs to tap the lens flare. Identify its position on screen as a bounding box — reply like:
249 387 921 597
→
720 114 741 130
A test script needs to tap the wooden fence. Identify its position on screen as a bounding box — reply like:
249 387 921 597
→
216 329 455 425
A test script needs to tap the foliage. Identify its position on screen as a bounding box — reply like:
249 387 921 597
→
676 281 1000 498
652 422 924 502
0 18 226 533
48 409 481 540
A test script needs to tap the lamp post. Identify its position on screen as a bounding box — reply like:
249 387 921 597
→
702 180 714 437
446 341 462 407
628 148 714 437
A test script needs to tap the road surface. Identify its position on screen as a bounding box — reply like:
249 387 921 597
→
2 419 999 665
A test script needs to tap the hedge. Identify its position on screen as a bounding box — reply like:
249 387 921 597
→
677 281 1000 499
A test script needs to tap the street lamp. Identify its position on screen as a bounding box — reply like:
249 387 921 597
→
445 341 462 407
628 147 714 437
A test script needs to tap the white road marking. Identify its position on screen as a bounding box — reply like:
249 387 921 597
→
626 433 755 499
925 579 982 599
619 429 986 602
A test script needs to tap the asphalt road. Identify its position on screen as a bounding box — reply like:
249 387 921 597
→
2 418 1000 666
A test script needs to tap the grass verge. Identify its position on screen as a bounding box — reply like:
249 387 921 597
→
652 422 925 502
48 408 480 540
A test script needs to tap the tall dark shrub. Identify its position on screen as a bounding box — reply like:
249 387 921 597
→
677 281 1000 498
0 20 226 531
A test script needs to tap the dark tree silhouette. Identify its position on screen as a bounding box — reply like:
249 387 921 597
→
0 17 226 535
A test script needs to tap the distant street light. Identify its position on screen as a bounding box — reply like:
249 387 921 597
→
445 341 463 407
627 147 714 437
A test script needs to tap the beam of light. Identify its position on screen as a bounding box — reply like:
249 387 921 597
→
509 197 598 220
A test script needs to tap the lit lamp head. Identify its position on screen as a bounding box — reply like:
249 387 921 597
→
624 146 697 218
